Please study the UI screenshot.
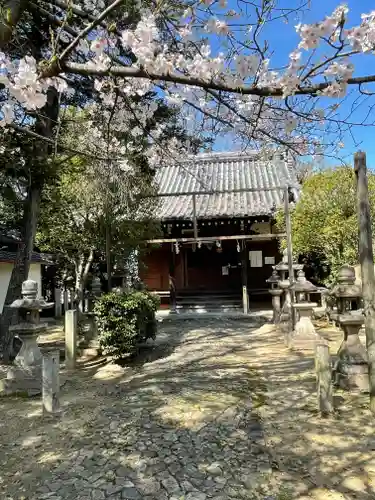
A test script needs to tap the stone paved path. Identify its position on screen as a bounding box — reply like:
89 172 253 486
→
0 318 273 500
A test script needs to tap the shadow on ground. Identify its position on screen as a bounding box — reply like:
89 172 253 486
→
0 318 272 500
0 317 373 500
248 324 375 500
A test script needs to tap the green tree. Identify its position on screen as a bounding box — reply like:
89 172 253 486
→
36 150 160 308
277 166 375 284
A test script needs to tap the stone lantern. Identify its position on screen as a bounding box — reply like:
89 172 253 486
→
331 264 362 321
266 270 283 324
274 250 303 337
278 278 292 334
274 257 288 283
293 270 318 303
275 248 304 283
85 276 102 313
275 249 303 322
290 270 320 350
91 277 102 298
331 265 368 392
0 280 54 396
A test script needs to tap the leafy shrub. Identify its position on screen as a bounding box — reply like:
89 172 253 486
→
93 290 160 358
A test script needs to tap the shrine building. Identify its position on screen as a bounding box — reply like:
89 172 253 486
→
140 151 299 312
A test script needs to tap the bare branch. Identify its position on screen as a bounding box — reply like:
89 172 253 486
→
29 2 77 37
359 83 375 96
0 0 29 47
59 0 124 62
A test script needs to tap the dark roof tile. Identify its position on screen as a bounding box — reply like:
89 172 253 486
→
154 152 299 219
0 251 52 264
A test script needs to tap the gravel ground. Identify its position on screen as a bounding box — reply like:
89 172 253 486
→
1 317 373 500
0 318 276 500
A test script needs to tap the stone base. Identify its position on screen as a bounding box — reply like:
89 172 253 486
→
291 335 320 351
291 317 320 351
0 369 66 397
313 307 327 320
0 375 41 397
333 324 369 392
279 312 291 329
0 364 42 397
333 362 369 393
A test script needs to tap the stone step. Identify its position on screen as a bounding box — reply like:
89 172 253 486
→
176 298 242 306
176 304 243 312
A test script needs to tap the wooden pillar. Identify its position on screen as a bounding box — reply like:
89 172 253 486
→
192 194 198 240
169 243 177 312
183 248 188 288
354 151 375 413
284 186 296 329
241 241 248 314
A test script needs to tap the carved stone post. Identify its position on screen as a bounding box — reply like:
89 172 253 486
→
54 288 62 318
65 310 77 370
315 340 333 415
63 289 69 313
42 350 60 414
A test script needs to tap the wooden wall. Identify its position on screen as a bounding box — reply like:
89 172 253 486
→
140 239 281 293
140 246 170 291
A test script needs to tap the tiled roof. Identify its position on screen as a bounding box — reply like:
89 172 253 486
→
154 152 299 220
0 251 52 264
0 231 21 245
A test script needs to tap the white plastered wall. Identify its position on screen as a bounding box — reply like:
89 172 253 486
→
0 262 42 313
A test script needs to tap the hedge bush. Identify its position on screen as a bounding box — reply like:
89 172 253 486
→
93 290 160 359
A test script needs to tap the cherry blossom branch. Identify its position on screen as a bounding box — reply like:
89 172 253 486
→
44 0 135 62
301 50 358 82
60 61 375 98
32 2 134 69
10 123 123 160
59 0 124 62
116 93 210 189
205 88 300 152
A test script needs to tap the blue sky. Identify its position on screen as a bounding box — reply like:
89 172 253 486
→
211 0 375 168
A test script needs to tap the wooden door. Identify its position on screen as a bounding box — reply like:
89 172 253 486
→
247 240 280 291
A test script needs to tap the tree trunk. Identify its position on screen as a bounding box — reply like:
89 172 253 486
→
106 224 112 292
0 87 58 364
83 249 94 289
74 249 94 312
0 242 25 363
74 256 84 311
0 185 41 363
23 185 40 279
